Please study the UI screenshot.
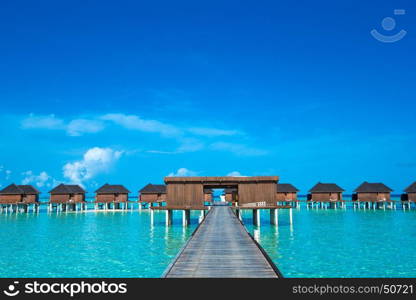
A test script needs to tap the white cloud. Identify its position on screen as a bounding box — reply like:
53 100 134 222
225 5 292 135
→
21 171 57 188
20 113 265 157
63 147 123 185
21 114 105 136
66 119 105 136
21 114 66 130
0 165 12 180
226 171 245 177
187 127 241 137
101 113 243 140
168 168 198 177
101 113 181 137
210 142 267 156
0 166 12 184
176 138 205 153
146 150 178 155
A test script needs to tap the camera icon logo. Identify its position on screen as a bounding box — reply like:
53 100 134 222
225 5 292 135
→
3 281 20 297
371 9 407 43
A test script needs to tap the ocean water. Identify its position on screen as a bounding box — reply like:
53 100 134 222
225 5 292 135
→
243 202 416 278
0 210 197 278
1 201 415 278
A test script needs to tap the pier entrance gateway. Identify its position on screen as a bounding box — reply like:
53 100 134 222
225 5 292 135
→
164 176 279 207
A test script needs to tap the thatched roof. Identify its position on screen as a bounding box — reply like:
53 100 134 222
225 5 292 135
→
405 182 416 193
203 188 213 194
309 182 344 193
0 183 40 195
139 184 166 194
354 182 393 193
224 188 238 194
49 184 85 194
95 184 130 194
277 183 299 193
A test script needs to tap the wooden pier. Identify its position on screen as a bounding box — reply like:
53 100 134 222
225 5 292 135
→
163 205 281 278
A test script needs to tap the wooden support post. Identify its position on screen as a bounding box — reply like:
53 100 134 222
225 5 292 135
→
270 209 278 226
199 210 204 223
166 210 173 226
182 210 191 226
150 209 154 225
289 208 293 225
235 209 241 221
253 209 260 227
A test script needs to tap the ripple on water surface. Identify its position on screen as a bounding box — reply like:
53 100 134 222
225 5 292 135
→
0 210 197 277
243 204 416 277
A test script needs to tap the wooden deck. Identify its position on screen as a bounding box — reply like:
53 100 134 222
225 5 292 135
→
236 205 292 209
163 205 281 278
151 205 207 210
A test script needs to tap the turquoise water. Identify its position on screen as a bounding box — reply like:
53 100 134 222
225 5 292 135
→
1 202 415 278
0 210 197 277
243 202 416 278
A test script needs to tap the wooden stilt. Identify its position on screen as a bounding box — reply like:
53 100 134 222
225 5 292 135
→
252 209 260 226
199 210 204 223
183 210 191 226
270 209 278 225
166 209 173 225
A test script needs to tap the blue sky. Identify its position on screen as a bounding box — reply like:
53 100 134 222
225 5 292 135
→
0 0 415 194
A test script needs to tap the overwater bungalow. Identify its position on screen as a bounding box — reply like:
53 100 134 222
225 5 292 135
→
0 184 40 204
402 182 416 209
308 182 345 208
403 182 416 202
353 182 393 209
204 188 213 203
224 188 238 205
95 184 130 209
49 184 86 211
139 184 166 207
276 183 299 207
0 184 40 212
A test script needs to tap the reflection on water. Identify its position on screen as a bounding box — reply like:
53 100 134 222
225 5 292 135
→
243 202 416 278
0 210 197 278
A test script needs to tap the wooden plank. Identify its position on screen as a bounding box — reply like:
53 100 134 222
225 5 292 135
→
164 176 279 183
164 206 280 278
151 206 207 210
236 205 292 209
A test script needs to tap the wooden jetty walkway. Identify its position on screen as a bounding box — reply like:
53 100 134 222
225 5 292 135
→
163 205 281 278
